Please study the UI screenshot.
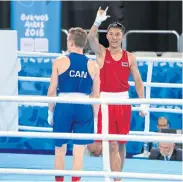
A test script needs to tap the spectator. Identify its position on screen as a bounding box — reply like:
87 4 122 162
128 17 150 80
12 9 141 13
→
157 117 169 132
149 116 170 149
143 117 170 154
149 142 182 161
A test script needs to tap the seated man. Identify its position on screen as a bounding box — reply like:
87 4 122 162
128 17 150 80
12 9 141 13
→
150 117 170 149
149 142 182 161
142 116 170 154
157 116 169 132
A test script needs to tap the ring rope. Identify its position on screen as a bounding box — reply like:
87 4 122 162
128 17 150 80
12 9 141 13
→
0 168 182 180
0 96 182 105
18 76 183 89
18 51 61 57
18 125 183 136
19 102 183 114
0 131 182 143
17 51 183 63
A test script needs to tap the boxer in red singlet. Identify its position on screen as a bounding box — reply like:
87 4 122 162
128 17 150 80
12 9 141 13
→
87 7 148 181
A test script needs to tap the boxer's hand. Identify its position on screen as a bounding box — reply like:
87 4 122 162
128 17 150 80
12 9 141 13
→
139 104 148 117
94 6 110 27
48 110 53 126
94 117 98 133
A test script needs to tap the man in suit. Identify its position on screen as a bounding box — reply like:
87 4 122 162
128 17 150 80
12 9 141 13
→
149 142 182 161
142 117 170 154
148 117 170 149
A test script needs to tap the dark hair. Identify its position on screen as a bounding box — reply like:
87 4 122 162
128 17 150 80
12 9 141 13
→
107 22 125 33
68 27 87 48
157 117 169 126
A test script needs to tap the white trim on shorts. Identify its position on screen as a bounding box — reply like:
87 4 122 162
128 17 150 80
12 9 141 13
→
100 91 129 99
58 92 89 98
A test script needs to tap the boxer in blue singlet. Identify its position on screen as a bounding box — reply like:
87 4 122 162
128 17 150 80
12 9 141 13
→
47 27 100 182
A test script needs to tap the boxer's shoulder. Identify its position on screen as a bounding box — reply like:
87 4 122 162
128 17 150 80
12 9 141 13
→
55 55 69 62
53 56 70 68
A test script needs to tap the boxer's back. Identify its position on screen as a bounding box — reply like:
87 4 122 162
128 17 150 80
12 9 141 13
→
58 52 93 95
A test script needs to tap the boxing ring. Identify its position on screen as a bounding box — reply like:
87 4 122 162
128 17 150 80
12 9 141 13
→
0 51 183 182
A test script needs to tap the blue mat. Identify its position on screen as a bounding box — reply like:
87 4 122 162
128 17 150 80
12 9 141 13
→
0 153 182 182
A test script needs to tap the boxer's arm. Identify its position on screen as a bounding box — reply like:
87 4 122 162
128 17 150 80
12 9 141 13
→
88 7 109 68
47 60 58 111
130 54 148 116
129 54 144 98
87 25 104 57
87 25 105 68
90 63 100 118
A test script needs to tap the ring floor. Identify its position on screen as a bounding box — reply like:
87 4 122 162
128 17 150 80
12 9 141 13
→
0 153 182 182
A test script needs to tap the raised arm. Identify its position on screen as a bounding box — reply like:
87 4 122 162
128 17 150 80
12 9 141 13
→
87 25 104 58
87 7 110 68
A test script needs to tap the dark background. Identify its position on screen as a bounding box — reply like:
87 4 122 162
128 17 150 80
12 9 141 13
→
0 1 182 52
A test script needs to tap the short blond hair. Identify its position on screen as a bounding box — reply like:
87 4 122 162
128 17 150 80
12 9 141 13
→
68 27 87 48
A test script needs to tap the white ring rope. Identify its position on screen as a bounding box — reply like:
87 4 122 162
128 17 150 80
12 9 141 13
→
18 76 50 82
0 96 182 105
0 131 182 143
17 51 183 63
0 168 182 181
88 55 183 63
18 51 61 57
18 125 53 132
19 102 183 114
18 125 183 136
18 76 183 89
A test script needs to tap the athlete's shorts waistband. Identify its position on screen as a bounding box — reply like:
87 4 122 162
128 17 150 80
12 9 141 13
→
58 92 89 98
100 91 129 99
